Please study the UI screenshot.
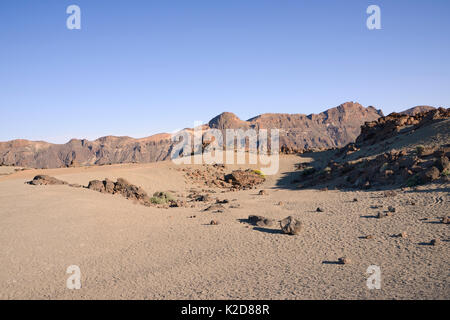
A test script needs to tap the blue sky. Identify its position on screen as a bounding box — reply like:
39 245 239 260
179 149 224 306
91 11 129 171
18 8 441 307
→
0 0 449 143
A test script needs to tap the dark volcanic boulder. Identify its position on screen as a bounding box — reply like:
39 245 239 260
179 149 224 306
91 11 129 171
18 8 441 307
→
248 215 275 227
280 216 302 235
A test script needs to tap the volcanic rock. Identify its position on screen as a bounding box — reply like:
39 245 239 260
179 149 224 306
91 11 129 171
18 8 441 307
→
280 216 302 235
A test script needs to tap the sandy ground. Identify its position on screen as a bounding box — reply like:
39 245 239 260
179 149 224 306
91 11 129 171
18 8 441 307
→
0 155 448 300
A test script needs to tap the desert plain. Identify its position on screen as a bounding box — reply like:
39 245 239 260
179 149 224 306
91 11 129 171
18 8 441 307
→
0 153 448 300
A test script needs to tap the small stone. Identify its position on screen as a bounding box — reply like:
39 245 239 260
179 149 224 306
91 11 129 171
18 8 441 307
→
430 239 441 246
210 220 219 225
258 190 267 195
377 212 384 219
388 206 396 213
316 207 324 212
441 217 450 224
216 199 229 204
353 198 358 202
365 235 375 239
384 190 397 197
398 232 408 238
338 257 351 265
203 203 226 213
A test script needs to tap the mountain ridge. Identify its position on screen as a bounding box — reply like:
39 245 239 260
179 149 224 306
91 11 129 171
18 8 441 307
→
0 101 391 168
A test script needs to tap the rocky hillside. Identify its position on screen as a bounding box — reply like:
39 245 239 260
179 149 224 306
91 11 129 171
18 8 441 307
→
294 107 450 190
0 102 382 168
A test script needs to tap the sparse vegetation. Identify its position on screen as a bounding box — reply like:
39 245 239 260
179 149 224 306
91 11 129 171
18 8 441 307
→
150 191 175 204
253 169 266 178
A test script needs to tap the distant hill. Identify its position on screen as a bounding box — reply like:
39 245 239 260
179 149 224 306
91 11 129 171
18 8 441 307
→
0 101 384 168
400 105 435 115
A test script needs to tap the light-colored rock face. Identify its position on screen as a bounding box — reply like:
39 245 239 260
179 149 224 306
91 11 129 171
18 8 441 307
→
0 102 384 168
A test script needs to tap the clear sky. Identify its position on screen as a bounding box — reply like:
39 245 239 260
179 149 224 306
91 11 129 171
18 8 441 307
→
1 0 449 143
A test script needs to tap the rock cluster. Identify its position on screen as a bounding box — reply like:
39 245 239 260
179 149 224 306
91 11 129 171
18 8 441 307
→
183 165 265 190
356 107 449 147
300 146 449 190
225 169 265 190
87 178 150 203
27 175 68 186
297 108 450 190
86 178 179 207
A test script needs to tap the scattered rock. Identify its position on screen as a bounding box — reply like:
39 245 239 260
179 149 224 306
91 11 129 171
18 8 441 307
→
316 207 324 212
210 220 219 225
203 203 226 213
398 232 408 238
365 235 375 239
68 183 82 188
430 239 441 246
169 199 187 207
258 190 267 195
353 198 358 202
384 190 397 197
248 215 275 227
280 216 302 235
226 169 265 190
441 216 450 224
28 175 68 186
338 257 351 265
376 212 385 219
388 206 396 213
195 194 211 202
